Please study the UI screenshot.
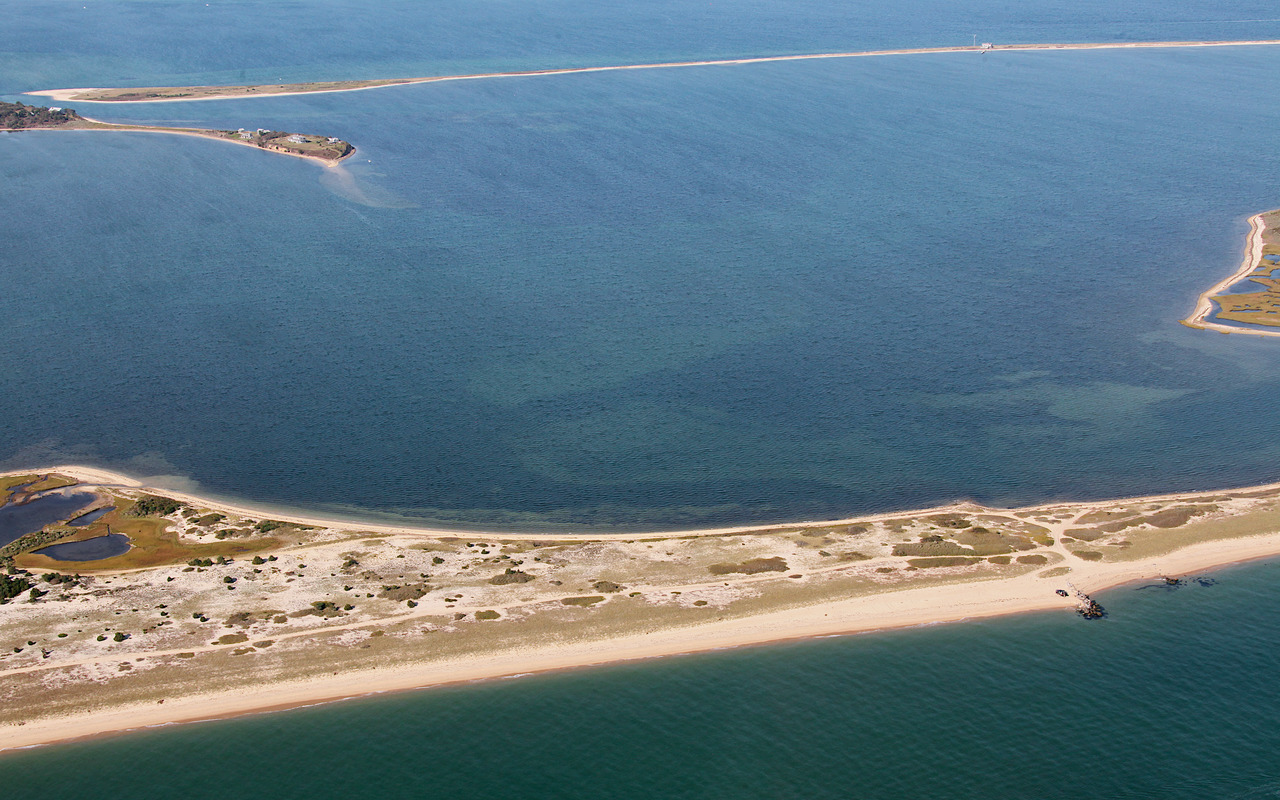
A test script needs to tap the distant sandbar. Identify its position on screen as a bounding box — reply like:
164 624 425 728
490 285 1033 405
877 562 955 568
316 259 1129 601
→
1183 209 1280 336
28 39 1280 104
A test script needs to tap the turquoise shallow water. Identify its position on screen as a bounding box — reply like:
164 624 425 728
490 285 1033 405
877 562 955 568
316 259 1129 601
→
2 559 1278 798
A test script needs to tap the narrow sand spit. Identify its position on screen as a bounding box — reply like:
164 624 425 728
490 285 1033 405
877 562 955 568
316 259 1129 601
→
27 39 1280 104
2 119 352 168
1183 211 1280 337
4 463 1280 750
4 529 1279 752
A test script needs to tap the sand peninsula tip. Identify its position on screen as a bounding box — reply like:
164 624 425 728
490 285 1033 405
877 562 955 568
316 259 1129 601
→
26 38 1280 104
7 464 1280 750
0 100 354 165
1183 209 1280 336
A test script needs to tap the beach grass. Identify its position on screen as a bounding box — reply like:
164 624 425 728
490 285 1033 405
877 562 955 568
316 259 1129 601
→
14 508 279 572
6 466 1280 749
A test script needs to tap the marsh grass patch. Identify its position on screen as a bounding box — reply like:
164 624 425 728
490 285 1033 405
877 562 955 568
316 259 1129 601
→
561 596 605 607
708 557 787 575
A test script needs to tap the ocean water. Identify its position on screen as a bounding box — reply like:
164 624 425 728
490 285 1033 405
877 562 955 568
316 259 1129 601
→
6 42 1280 528
4 0 1280 792
2 558 1278 798
4 0 1280 93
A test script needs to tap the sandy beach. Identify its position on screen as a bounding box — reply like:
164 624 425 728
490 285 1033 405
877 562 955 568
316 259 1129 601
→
4 465 1280 751
5 529 1279 752
27 39 1280 104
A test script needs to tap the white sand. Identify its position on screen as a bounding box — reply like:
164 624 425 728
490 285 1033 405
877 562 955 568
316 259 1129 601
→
4 526 1279 752
4 465 1280 750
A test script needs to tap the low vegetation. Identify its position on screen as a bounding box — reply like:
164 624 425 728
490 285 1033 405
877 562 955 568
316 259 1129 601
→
488 568 534 585
0 571 33 603
64 78 414 103
23 475 78 493
1208 209 1280 327
561 595 606 607
128 495 184 518
0 528 76 561
905 556 984 568
1 100 353 164
377 583 431 601
15 514 277 571
0 101 81 129
708 557 788 575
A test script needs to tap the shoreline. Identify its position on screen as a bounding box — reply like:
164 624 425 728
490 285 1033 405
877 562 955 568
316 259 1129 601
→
5 464 1280 752
27 39 1280 104
19 462 1280 541
1 119 354 168
1182 211 1280 336
4 528 1279 753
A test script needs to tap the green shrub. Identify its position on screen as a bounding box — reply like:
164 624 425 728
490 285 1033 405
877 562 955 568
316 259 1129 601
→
708 557 788 575
0 573 32 602
378 583 431 601
488 569 534 585
892 540 975 557
129 495 183 517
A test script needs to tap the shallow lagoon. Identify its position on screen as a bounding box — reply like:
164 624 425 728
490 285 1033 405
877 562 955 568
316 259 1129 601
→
34 533 130 562
0 491 97 547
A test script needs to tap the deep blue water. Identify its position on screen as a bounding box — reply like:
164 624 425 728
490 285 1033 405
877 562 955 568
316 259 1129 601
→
34 532 130 561
6 43 1280 529
67 506 112 527
3 557 1278 798
4 0 1280 94
4 1 1280 792
0 491 97 546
